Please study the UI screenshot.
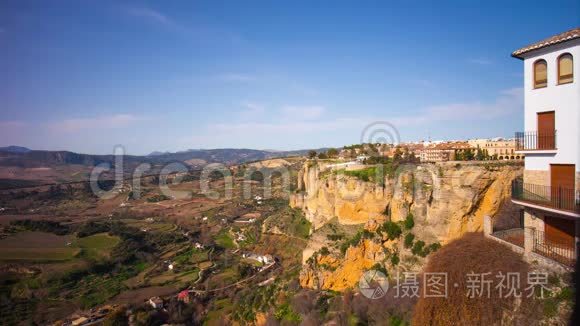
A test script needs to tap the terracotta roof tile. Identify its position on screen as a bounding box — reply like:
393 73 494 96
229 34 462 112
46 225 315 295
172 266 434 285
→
512 27 580 59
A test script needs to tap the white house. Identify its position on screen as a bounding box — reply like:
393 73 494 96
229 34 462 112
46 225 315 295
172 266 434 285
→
510 27 579 268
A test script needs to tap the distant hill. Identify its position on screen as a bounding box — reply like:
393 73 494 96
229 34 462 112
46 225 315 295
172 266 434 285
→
146 148 329 165
0 150 149 168
0 147 328 168
0 146 31 153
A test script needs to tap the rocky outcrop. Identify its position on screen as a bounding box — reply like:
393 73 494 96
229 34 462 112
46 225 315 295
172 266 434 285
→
293 161 522 291
291 161 521 242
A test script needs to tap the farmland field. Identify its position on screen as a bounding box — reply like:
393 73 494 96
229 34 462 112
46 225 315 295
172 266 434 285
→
0 232 78 261
77 233 121 260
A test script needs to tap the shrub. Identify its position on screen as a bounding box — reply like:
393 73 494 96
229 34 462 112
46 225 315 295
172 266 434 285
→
319 247 330 256
274 303 301 323
404 233 415 248
327 234 344 241
390 253 400 266
411 240 425 256
382 221 402 240
371 263 388 276
404 213 415 230
428 242 441 253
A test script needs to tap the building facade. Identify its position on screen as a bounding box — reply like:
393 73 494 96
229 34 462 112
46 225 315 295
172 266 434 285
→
467 138 524 160
510 28 580 268
418 149 455 162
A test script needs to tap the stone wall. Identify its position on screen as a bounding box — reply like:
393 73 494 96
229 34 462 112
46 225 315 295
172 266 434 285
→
524 169 549 186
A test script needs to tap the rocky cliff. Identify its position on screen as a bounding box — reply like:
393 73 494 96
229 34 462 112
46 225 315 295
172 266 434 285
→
291 161 522 291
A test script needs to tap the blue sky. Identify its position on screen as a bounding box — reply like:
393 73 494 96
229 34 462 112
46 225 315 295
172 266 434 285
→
1 1 578 155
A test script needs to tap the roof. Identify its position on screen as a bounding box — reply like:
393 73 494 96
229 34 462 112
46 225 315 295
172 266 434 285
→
512 27 580 59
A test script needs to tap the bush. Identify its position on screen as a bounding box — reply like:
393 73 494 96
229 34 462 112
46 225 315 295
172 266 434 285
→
404 213 414 230
77 221 110 238
428 242 441 253
411 240 425 256
274 303 301 323
390 253 400 266
381 221 402 240
319 247 330 256
11 220 69 235
371 263 388 276
404 233 415 248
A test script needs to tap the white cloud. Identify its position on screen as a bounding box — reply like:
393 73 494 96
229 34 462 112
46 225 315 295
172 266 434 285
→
468 58 493 65
239 101 265 118
390 87 523 127
191 87 522 144
49 114 144 133
281 106 325 120
126 6 176 27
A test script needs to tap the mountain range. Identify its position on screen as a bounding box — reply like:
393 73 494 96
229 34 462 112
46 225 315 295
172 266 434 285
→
0 146 326 168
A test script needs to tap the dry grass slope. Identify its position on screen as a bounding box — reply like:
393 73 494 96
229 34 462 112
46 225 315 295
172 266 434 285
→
413 233 543 325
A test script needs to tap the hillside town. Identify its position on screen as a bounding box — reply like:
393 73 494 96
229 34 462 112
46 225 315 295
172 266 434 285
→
332 137 524 163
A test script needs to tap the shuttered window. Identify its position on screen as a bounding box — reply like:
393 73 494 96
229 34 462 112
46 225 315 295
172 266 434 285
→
558 53 573 84
534 59 547 88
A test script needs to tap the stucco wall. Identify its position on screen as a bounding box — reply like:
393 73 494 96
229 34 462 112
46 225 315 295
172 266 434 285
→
524 209 545 231
523 169 549 186
522 39 580 174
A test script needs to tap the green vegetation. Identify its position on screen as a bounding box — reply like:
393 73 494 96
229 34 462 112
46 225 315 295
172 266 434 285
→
371 263 388 276
339 229 375 254
336 163 398 184
146 194 170 202
274 303 301 323
404 233 415 248
379 221 402 240
262 204 311 239
411 241 441 257
0 247 78 261
411 240 426 256
77 233 121 260
390 253 400 266
404 213 415 230
10 220 69 235
215 230 235 249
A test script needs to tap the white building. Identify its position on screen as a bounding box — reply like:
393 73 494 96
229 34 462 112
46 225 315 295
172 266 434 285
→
509 27 579 268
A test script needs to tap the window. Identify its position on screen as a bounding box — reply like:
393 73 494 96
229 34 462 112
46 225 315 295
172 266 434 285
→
534 59 547 88
558 53 573 84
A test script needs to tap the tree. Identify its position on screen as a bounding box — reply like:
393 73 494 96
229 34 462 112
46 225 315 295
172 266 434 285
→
326 148 338 158
476 146 485 161
393 147 403 161
317 152 328 159
464 149 475 161
308 150 317 159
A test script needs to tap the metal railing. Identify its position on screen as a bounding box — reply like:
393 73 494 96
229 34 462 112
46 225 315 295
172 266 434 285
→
515 131 557 151
512 179 580 213
491 228 524 248
531 228 576 267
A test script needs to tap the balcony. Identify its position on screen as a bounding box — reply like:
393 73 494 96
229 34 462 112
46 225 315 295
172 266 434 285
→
530 228 576 267
515 131 557 151
512 179 580 215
